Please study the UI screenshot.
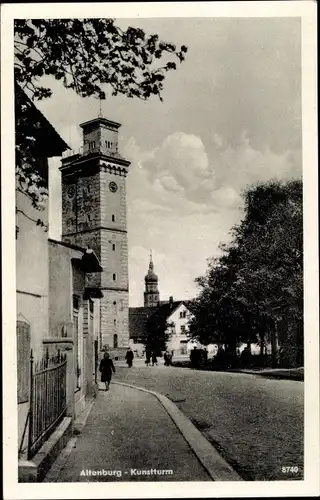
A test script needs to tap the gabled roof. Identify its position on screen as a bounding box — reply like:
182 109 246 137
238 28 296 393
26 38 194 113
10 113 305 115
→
49 238 103 273
129 300 192 339
15 84 70 157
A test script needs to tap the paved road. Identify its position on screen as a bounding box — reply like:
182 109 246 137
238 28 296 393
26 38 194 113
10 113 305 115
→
113 363 304 481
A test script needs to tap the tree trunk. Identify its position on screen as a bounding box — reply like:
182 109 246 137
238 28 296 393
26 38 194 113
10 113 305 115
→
270 322 279 367
259 333 265 356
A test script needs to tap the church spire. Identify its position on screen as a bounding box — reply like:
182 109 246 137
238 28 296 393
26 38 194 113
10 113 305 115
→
144 251 160 307
149 249 154 271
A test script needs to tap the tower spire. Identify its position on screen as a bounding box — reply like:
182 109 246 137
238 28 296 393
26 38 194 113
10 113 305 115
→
149 249 153 270
144 251 159 307
98 90 106 118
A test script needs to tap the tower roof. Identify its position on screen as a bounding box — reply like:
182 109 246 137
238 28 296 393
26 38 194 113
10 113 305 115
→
144 250 158 283
79 117 122 131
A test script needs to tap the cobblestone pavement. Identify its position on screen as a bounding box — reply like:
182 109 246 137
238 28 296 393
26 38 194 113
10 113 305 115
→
113 363 304 481
45 383 211 482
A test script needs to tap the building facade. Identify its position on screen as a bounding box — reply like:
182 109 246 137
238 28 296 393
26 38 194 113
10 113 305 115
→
60 117 131 353
48 239 102 416
15 85 70 453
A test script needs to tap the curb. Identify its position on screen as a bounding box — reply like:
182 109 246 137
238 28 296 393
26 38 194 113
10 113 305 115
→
43 400 95 482
113 381 242 482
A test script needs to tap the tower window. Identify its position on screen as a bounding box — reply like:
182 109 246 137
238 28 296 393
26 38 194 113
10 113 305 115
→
114 319 117 326
88 140 95 150
113 273 116 281
113 333 118 348
112 243 116 251
112 215 115 222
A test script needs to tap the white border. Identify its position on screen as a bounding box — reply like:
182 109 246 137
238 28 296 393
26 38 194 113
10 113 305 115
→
2 2 318 499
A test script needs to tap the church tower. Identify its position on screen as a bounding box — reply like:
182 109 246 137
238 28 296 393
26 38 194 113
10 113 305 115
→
60 116 131 351
144 252 160 307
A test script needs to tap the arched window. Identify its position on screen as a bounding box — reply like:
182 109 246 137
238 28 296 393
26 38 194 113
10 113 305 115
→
113 273 116 281
113 334 118 348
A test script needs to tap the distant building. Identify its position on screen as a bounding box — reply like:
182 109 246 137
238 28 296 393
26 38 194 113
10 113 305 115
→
144 251 160 307
129 254 212 357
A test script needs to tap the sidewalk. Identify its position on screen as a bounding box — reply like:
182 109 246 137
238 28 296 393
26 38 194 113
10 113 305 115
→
44 382 211 482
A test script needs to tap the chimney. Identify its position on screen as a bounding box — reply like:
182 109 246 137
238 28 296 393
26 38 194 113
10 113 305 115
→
169 296 173 308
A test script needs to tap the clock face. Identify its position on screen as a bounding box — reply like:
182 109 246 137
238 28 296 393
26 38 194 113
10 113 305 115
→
109 181 118 193
67 186 76 198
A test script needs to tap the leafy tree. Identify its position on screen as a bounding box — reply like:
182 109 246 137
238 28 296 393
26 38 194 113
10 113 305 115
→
140 312 171 355
190 179 303 368
233 180 303 366
14 18 188 208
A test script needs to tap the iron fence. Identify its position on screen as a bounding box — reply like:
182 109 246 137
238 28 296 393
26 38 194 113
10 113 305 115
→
28 348 67 460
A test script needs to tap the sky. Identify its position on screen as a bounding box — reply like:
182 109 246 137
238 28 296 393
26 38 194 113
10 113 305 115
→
36 17 302 307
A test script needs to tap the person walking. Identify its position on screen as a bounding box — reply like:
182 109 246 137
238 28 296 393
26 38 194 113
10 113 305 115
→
145 349 151 366
151 351 158 366
99 352 115 391
125 347 134 368
164 351 169 366
164 351 172 366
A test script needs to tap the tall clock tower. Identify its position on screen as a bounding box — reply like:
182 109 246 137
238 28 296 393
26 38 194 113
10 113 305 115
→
60 116 131 351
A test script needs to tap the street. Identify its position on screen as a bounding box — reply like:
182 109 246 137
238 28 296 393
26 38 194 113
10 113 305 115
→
113 362 304 481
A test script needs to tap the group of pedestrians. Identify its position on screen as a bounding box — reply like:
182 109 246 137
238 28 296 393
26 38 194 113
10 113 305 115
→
145 349 158 366
99 346 171 390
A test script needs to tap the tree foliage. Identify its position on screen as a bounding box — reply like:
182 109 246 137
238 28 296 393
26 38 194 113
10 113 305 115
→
189 179 303 367
15 84 51 208
14 18 188 209
14 19 187 102
140 313 171 355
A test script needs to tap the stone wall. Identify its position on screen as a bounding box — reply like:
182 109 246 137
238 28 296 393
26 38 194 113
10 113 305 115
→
100 291 129 349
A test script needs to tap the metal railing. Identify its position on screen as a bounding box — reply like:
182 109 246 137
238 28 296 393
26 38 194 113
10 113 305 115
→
27 349 67 460
62 145 120 159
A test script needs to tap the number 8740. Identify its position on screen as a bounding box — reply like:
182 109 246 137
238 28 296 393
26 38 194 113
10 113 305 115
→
282 466 299 473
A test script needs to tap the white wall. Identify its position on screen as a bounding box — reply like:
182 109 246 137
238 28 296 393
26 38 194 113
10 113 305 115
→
166 303 192 355
16 190 49 358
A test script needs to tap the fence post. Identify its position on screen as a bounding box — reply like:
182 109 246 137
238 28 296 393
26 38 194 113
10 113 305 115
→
64 342 75 420
27 349 34 460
